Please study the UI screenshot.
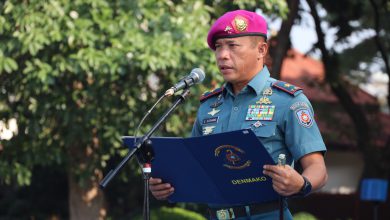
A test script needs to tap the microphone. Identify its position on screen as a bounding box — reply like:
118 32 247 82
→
165 68 205 96
278 154 286 167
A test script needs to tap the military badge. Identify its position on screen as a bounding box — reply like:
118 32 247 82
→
263 87 273 96
210 101 223 108
295 109 313 128
256 97 272 105
246 105 275 121
208 108 220 116
224 26 233 34
253 121 263 128
232 16 248 32
203 126 216 135
290 102 309 110
210 93 223 108
215 145 251 170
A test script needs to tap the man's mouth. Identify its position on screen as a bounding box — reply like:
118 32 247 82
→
219 65 232 71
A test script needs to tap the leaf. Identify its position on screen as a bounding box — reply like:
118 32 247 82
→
4 1 14 14
0 1 289 211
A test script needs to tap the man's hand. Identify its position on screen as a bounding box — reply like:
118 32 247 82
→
149 177 175 200
262 164 304 196
263 153 328 197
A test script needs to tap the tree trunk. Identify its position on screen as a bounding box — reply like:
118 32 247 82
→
271 0 299 78
307 0 382 177
68 173 106 220
368 0 390 112
68 142 106 220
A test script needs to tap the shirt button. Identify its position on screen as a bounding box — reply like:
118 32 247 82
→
233 106 239 111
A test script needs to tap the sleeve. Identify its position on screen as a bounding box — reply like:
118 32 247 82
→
283 94 327 161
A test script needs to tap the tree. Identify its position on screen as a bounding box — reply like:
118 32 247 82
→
270 0 299 78
368 0 390 113
306 0 390 178
0 0 288 219
0 0 214 218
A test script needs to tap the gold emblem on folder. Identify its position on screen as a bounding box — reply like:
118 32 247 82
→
215 145 251 170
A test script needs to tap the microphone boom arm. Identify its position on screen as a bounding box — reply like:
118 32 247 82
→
99 89 191 188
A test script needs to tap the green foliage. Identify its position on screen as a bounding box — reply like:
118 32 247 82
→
231 0 288 18
293 212 318 220
0 0 288 217
0 0 287 185
0 0 216 186
0 0 290 219
133 206 206 220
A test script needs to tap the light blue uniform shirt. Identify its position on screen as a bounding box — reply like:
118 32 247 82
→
191 66 326 219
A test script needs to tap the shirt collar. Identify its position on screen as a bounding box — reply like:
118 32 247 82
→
223 66 270 97
248 65 270 96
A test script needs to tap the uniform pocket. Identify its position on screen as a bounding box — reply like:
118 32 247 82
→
241 121 277 137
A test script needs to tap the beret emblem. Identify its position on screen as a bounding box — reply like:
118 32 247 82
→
207 10 268 50
234 16 248 32
224 25 233 33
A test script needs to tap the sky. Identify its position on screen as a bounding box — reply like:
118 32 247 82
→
264 0 376 55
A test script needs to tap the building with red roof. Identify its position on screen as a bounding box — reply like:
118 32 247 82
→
278 49 390 219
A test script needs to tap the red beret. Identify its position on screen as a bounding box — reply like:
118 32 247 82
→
207 10 268 50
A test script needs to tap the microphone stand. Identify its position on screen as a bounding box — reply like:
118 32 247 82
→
278 154 286 220
99 88 191 220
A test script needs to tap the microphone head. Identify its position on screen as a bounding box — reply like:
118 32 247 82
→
190 68 206 84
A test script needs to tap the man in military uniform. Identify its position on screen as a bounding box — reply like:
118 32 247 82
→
149 10 328 220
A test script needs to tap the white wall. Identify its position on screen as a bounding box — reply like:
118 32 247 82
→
319 151 364 194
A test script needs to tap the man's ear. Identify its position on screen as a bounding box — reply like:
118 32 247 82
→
258 42 268 58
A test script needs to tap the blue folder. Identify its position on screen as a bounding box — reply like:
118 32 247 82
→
122 129 279 205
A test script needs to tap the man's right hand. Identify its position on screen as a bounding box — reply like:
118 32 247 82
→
149 177 175 200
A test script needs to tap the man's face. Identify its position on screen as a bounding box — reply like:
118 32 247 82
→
214 36 265 84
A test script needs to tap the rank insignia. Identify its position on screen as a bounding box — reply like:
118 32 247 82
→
272 81 302 96
208 108 220 116
295 109 313 128
246 105 275 121
203 126 216 135
262 87 273 96
256 97 272 105
200 87 224 102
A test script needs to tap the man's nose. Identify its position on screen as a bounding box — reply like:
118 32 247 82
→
216 47 230 60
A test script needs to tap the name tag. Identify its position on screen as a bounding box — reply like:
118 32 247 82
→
245 105 275 121
203 117 219 124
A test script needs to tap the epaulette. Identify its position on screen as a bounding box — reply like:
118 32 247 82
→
199 87 223 102
272 81 302 96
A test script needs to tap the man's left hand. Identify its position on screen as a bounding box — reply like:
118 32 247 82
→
262 164 304 196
